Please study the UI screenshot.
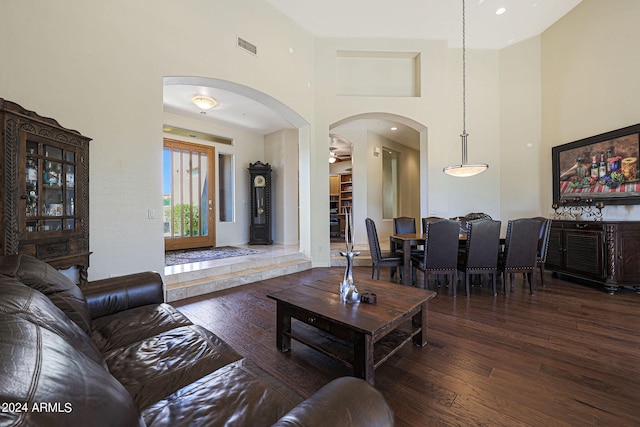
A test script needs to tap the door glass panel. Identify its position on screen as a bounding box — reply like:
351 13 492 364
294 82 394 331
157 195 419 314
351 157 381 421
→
163 148 171 237
43 219 63 232
172 149 181 237
190 151 200 237
200 153 209 235
163 139 214 250
45 145 63 160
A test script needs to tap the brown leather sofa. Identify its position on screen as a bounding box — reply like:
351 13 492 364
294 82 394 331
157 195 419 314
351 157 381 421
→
0 254 394 426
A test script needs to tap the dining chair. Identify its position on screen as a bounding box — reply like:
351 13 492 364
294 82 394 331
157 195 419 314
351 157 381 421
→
499 218 540 295
411 219 460 294
365 218 403 282
393 216 423 256
457 212 493 234
421 216 444 231
458 219 502 296
532 217 552 287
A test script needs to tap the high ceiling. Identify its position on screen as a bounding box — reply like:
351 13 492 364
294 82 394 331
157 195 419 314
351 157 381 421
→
164 0 582 144
264 0 582 50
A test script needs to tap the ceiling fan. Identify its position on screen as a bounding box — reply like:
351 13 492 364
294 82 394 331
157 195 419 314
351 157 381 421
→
329 146 351 163
329 134 352 163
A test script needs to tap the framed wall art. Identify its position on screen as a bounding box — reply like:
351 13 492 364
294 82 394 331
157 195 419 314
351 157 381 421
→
552 123 640 205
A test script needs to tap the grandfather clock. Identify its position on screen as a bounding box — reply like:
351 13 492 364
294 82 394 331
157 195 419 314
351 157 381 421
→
248 161 272 244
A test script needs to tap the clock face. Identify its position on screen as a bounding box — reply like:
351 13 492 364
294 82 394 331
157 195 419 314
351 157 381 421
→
254 175 266 187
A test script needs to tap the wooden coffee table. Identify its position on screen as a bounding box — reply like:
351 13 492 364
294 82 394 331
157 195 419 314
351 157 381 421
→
267 276 437 386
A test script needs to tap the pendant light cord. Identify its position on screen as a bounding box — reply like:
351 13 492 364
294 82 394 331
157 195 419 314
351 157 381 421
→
462 0 466 136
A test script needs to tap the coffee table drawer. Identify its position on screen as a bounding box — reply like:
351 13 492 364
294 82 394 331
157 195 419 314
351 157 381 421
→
285 305 355 341
289 305 331 330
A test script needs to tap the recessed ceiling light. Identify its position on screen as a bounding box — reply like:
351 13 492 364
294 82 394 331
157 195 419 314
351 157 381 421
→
390 127 398 131
192 95 217 110
496 7 506 15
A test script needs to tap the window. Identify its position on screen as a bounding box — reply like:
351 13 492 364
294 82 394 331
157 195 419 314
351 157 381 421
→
382 148 399 219
218 153 234 222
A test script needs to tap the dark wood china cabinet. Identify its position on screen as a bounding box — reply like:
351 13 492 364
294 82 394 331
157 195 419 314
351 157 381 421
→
0 99 91 284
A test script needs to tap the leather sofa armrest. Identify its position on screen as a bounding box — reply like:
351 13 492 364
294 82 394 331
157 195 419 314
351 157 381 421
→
272 377 394 427
83 271 164 319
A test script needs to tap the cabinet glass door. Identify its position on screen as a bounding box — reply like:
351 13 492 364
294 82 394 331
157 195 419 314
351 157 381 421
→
23 139 77 234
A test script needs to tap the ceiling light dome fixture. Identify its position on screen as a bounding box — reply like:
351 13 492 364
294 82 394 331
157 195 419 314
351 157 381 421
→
192 95 217 110
444 0 488 178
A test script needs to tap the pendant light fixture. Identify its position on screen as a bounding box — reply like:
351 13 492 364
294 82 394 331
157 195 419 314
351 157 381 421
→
443 0 488 177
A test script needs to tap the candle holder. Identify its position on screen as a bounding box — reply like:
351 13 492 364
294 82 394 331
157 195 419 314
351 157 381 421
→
552 198 605 221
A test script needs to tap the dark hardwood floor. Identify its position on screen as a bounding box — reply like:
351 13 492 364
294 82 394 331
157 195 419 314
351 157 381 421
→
173 267 640 426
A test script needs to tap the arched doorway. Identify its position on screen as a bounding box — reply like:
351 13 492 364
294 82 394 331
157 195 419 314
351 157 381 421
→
162 76 312 257
329 113 428 246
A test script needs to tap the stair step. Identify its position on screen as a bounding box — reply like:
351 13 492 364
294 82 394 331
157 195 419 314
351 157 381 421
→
166 256 312 302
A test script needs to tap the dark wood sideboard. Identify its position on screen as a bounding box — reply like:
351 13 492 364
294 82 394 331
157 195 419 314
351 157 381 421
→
546 220 640 294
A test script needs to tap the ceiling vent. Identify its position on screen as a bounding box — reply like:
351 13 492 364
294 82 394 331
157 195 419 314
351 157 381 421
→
237 36 257 56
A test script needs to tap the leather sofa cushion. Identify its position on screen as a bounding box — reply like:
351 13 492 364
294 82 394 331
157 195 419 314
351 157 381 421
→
9 254 92 335
0 278 105 367
91 302 193 353
104 324 242 409
142 359 303 427
0 312 144 427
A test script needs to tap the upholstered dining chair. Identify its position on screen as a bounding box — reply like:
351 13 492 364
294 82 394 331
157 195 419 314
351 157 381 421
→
411 219 460 294
457 219 502 296
392 216 422 255
393 216 416 234
421 216 444 231
499 218 540 295
365 218 403 282
457 212 493 234
532 217 552 287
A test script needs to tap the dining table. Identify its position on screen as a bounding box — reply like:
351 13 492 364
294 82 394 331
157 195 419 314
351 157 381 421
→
390 232 506 287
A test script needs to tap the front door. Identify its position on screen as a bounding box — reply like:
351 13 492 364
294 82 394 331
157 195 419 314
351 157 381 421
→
163 138 215 251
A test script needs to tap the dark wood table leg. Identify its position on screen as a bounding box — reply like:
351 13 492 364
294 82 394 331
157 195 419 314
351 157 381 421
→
412 302 428 347
353 333 375 386
276 302 291 352
402 239 411 286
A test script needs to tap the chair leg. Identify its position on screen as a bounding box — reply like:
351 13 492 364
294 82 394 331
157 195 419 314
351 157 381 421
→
503 272 509 296
530 269 537 295
539 264 545 286
491 273 497 296
450 273 457 297
465 273 471 296
377 265 381 280
423 270 429 290
371 264 375 279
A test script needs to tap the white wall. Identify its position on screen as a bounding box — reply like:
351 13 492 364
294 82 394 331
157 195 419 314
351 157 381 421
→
541 0 640 220
0 0 315 280
265 129 299 245
499 36 543 221
314 37 502 265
